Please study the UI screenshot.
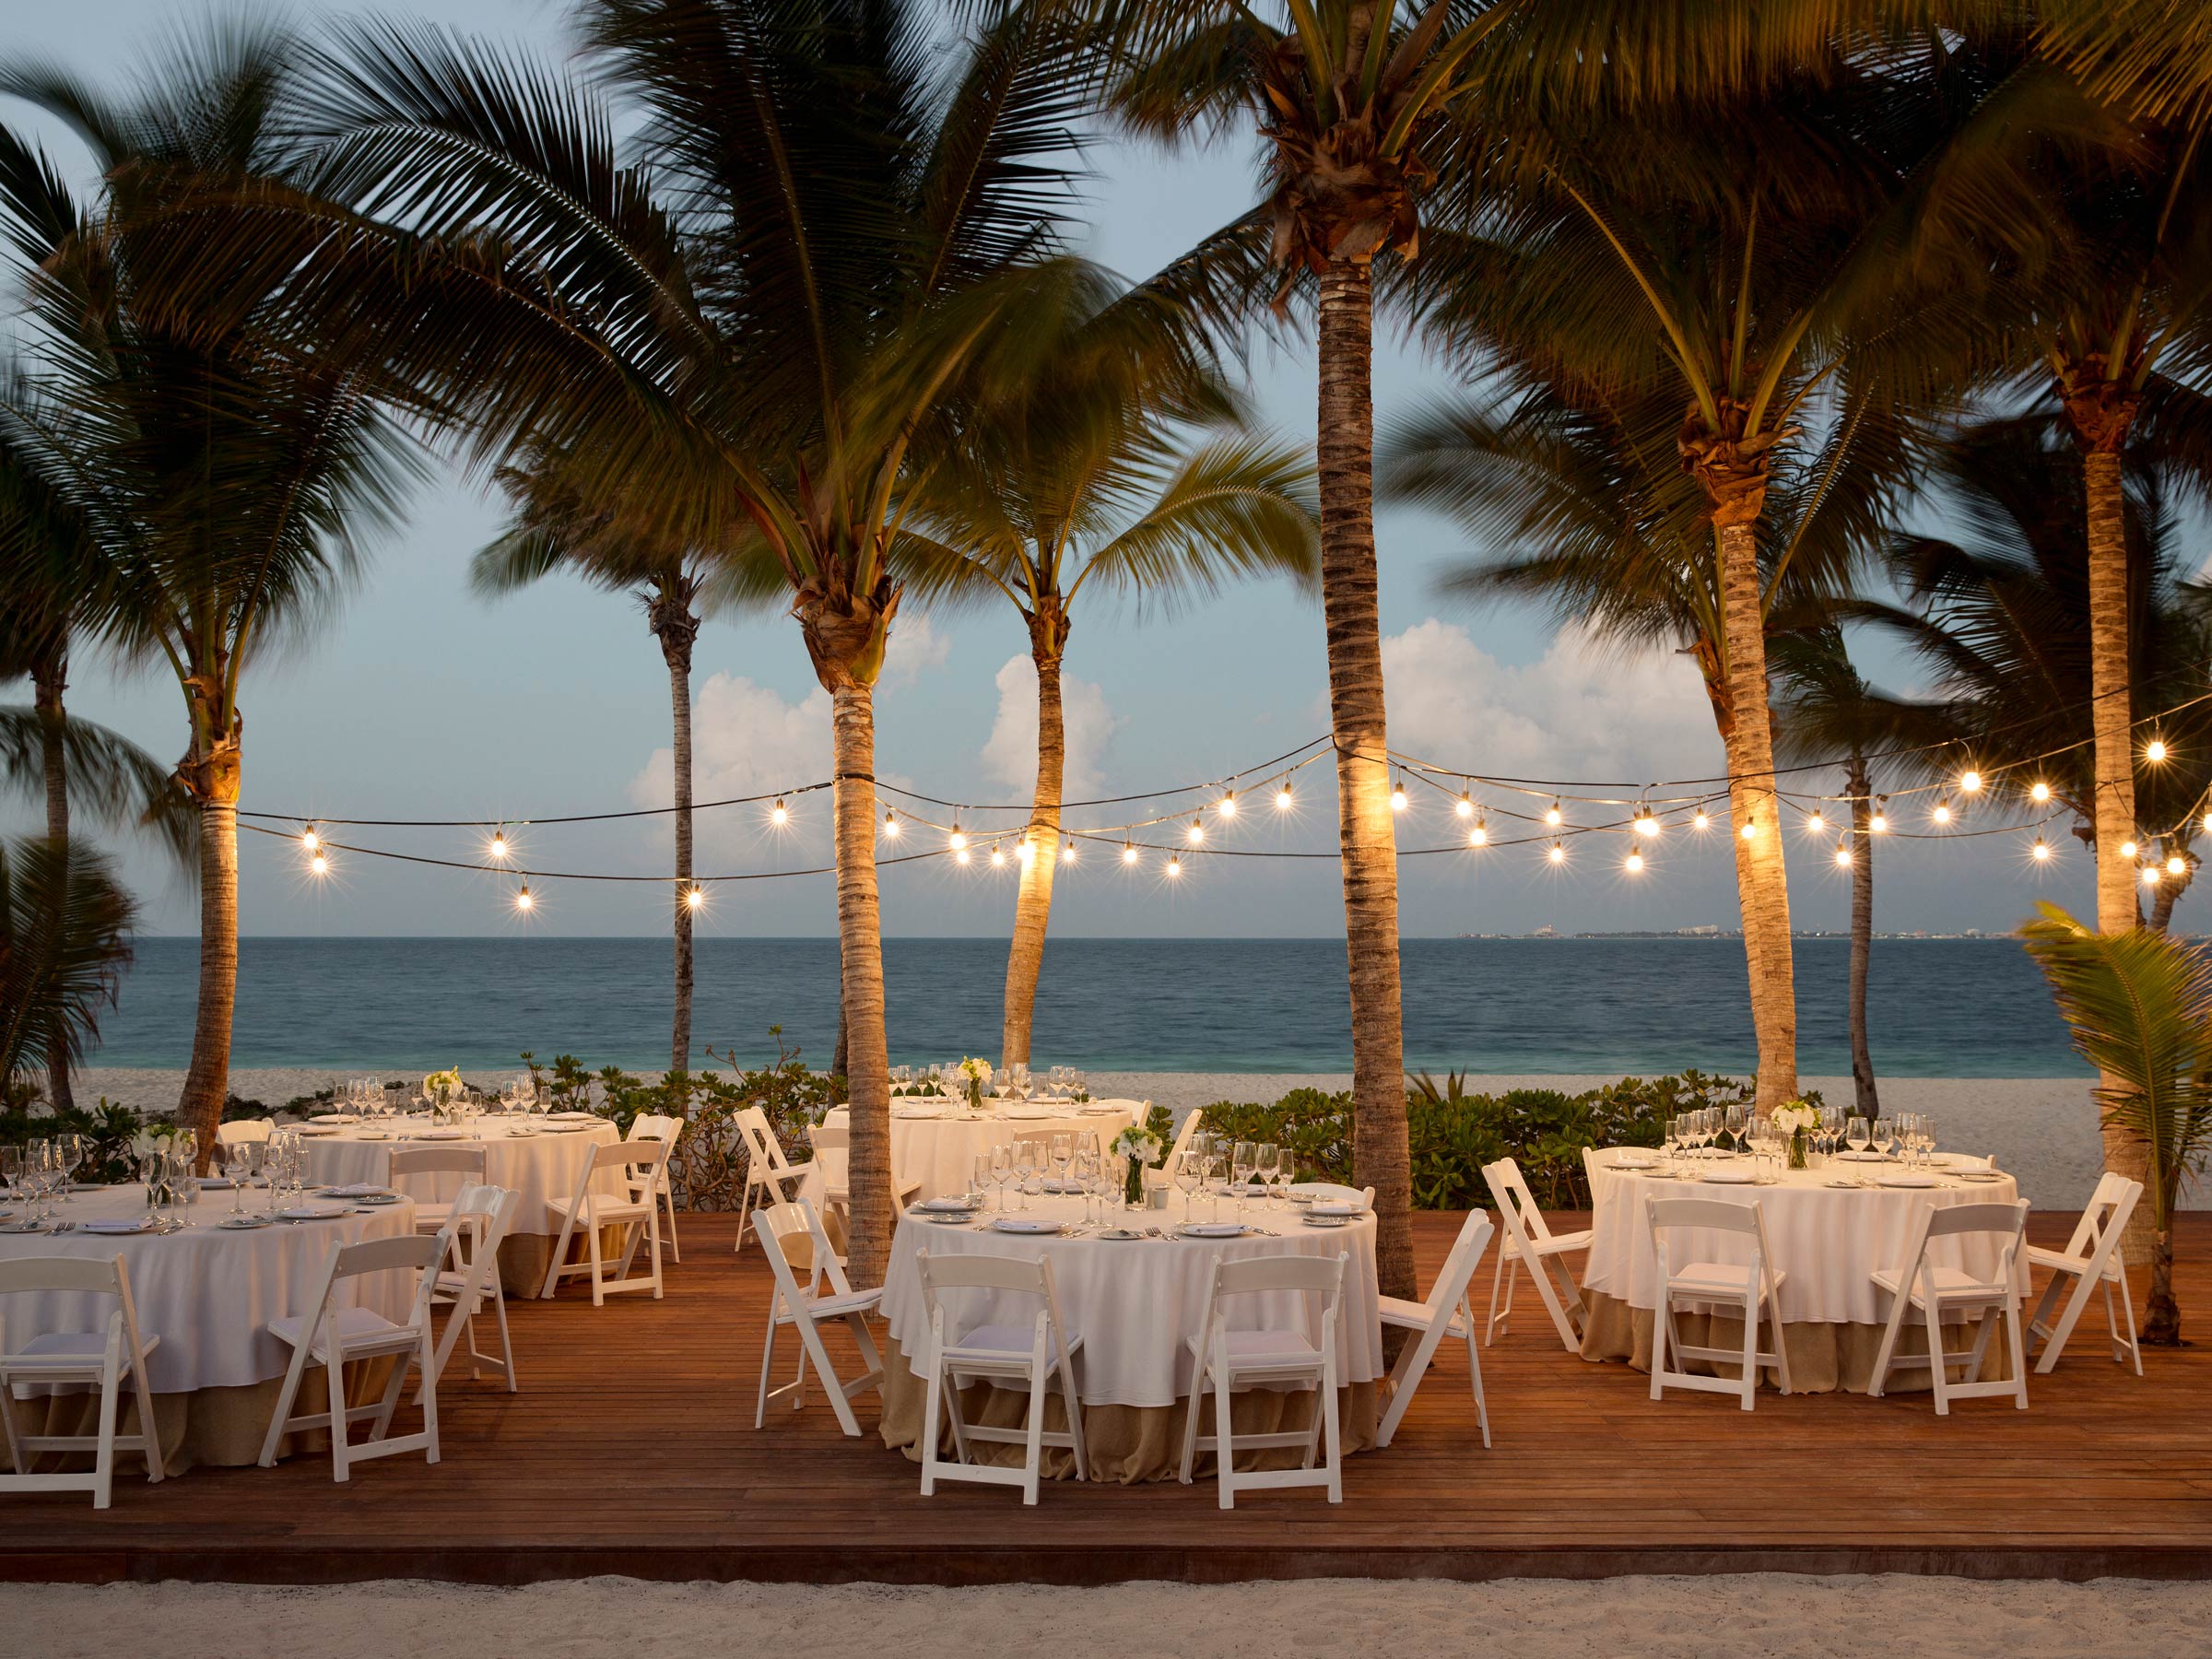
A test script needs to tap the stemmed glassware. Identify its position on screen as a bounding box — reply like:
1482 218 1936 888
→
1872 1116 1896 1161
989 1144 1014 1212
1173 1143 1203 1226
1723 1103 1747 1156
1255 1142 1279 1207
1231 1140 1257 1220
1048 1133 1073 1194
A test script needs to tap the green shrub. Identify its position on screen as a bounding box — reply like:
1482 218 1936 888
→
0 1096 147 1184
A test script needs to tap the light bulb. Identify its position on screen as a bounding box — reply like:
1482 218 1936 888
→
683 885 704 910
1633 810 1659 838
1017 838 1036 865
882 810 900 839
1692 808 1712 831
2122 839 2139 859
310 852 330 877
2143 864 2161 886
1468 819 1488 848
1122 843 1139 866
1624 849 1644 874
2169 853 2185 876
1932 800 1952 825
301 827 321 853
2030 781 2051 804
1547 841 1566 865
956 847 971 866
1739 819 1759 841
1218 792 1237 818
1061 838 1077 864
488 832 509 861
515 884 535 912
948 827 967 852
770 797 789 827
1166 855 1182 879
1187 818 1206 844
1545 800 1563 827
2147 739 2169 763
1870 812 1888 833
990 846 1006 868
1834 841 1853 867
1805 811 1826 835
1391 782 1409 813
1960 770 1983 794
2202 810 2212 836
2032 838 2052 862
1275 781 1295 810
1455 793 1475 819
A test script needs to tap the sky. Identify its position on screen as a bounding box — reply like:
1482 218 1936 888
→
0 0 2132 939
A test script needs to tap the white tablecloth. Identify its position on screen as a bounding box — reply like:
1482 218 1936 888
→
297 1118 623 1237
806 1100 1142 1205
1584 1152 2023 1325
0 1184 418 1394
877 1184 1383 1408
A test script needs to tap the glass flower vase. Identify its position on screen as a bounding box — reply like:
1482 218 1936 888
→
1788 1129 1811 1171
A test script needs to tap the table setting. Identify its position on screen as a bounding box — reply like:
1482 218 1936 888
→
876 1149 1384 1483
1579 1107 2023 1393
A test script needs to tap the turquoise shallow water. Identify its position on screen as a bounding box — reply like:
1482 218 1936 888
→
89 935 2084 1077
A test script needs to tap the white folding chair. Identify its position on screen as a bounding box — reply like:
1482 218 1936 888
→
216 1118 274 1147
258 1230 447 1481
734 1106 811 1254
1481 1158 1592 1351
539 1137 669 1304
753 1199 883 1438
1376 1209 1495 1449
0 1256 164 1509
807 1122 922 1242
1161 1106 1203 1181
387 1144 488 1236
427 1183 520 1394
1178 1252 1347 1509
2026 1172 2143 1376
626 1112 685 1264
916 1249 1087 1505
1868 1199 2030 1415
1646 1195 1794 1411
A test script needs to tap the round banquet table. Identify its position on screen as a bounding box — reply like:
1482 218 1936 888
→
0 1183 418 1473
296 1114 624 1295
1580 1149 2025 1394
874 1183 1383 1483
805 1099 1143 1207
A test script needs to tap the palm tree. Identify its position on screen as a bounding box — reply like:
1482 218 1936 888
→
1847 415 2212 931
0 24 423 1153
200 4 1187 1285
1396 40 2029 1111
911 368 1317 1064
0 837 138 1099
471 457 768 1074
2022 901 2212 1345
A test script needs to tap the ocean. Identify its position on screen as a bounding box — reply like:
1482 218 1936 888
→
87 935 2085 1078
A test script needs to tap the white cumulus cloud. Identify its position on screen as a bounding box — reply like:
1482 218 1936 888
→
879 615 951 688
631 672 833 849
981 653 1123 802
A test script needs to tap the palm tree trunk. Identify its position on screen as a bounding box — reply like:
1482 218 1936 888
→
650 597 694 1079
2144 1225 2179 1346
831 682 893 1288
2085 446 2153 1261
2147 861 2190 933
1317 254 1413 1307
1847 757 1877 1117
1002 614 1066 1069
1715 519 1797 1111
178 795 237 1162
32 652 75 1113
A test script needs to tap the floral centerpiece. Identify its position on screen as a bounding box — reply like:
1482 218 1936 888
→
957 1056 993 1112
1111 1124 1164 1208
422 1066 465 1123
1773 1100 1820 1170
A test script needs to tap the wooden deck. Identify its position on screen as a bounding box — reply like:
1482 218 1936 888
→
5 1209 2207 1584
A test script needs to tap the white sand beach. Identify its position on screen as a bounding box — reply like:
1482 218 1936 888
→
69 1065 2136 1211
6 1574 2208 1659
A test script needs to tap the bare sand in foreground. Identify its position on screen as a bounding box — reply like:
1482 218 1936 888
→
6 1575 2207 1659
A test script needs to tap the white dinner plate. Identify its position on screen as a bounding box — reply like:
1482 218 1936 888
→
1308 1202 1365 1218
218 1216 272 1230
543 1123 590 1134
278 1205 347 1220
294 1124 341 1135
546 1112 596 1122
356 1130 391 1140
1959 1171 2008 1183
1300 1215 1352 1229
82 1218 153 1234
1080 1105 1122 1115
1097 1227 1147 1241
1825 1178 1866 1189
1838 1150 1891 1162
312 1113 359 1124
0 1220 41 1234
413 1129 470 1141
990 1218 1064 1235
1877 1174 1939 1188
355 1192 406 1205
912 1197 980 1214
891 1105 946 1119
1177 1221 1249 1238
1609 1157 1660 1170
1700 1170 1756 1184
1002 1109 1056 1121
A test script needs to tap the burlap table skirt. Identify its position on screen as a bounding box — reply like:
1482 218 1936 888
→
877 1337 1378 1484
1579 1288 2018 1394
5 1354 402 1477
499 1224 636 1298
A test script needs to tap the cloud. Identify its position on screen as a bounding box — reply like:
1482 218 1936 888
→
1375 618 1722 789
879 615 951 688
631 672 832 849
981 654 1124 802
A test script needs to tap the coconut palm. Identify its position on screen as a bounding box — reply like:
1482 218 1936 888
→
0 836 138 1098
0 24 423 1152
2021 901 2212 1345
910 365 1317 1064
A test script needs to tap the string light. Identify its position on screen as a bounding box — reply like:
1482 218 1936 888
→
770 797 789 828
1122 842 1139 866
1633 805 1660 837
1018 838 1036 865
2168 853 2186 877
300 826 321 854
1187 817 1206 845
955 847 971 866
2032 838 2053 862
1624 849 1644 874
1467 818 1488 848
310 851 330 877
1165 855 1182 879
488 830 510 861
1545 800 1564 827
1456 791 1476 819
1062 838 1078 865
2122 838 2140 859
1870 808 1888 833
1932 799 1952 825
2143 864 2162 886
948 824 967 852
2029 781 2051 804
1805 811 1827 835
1547 841 1567 865
882 809 901 839
683 884 705 910
1959 770 1983 794
1834 839 1853 867
990 846 1006 868
514 882 535 912
1275 779 1294 810
1390 777 1409 813
1739 818 1759 841
1692 806 1712 831
2203 809 2212 836
1218 790 1237 818
2147 738 2170 763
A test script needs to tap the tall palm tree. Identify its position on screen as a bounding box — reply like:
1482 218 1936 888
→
196 4 1191 1285
1847 415 2212 931
1398 40 2028 1110
911 368 1317 1064
0 24 423 1153
0 837 138 1100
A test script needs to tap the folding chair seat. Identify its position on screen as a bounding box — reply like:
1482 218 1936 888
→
1177 1252 1347 1509
916 1249 1086 1505
1869 1199 2030 1415
1646 1196 1793 1410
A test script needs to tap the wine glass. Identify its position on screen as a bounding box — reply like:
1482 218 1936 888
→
1845 1115 1871 1158
1872 1117 1896 1160
1172 1146 1203 1226
1049 1133 1073 1194
1013 1140 1039 1211
1255 1142 1279 1207
987 1143 1013 1212
0 1146 21 1218
1721 1103 1745 1156
1231 1140 1257 1219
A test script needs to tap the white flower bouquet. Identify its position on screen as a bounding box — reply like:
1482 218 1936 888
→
130 1127 177 1161
957 1056 993 1109
1773 1100 1819 1168
1110 1125 1164 1207
422 1066 464 1107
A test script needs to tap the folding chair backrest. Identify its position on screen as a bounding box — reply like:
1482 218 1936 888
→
1164 1107 1204 1176
737 1106 798 1179
389 1146 488 1180
2059 1172 2141 1263
808 1122 849 1153
293 1231 447 1347
217 1119 275 1146
592 1136 669 1179
447 1182 520 1251
1889 1198 2029 1299
916 1249 1068 1350
757 1199 851 1298
0 1253 128 1298
1194 1250 1347 1356
1423 1209 1497 1319
1646 1196 1764 1238
629 1112 681 1146
1482 1159 1561 1247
